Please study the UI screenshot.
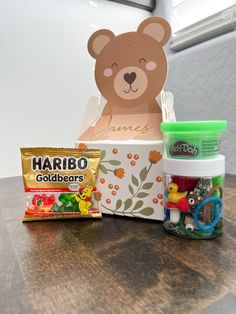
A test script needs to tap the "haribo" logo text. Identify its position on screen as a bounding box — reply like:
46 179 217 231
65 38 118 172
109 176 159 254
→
32 156 88 171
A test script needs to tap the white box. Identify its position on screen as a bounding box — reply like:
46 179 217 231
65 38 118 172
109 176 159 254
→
76 17 175 219
76 140 164 220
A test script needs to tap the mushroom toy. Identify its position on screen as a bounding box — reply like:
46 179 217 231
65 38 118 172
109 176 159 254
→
166 183 190 224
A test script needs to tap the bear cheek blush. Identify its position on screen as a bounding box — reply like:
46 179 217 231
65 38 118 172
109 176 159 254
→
103 68 113 77
146 61 157 71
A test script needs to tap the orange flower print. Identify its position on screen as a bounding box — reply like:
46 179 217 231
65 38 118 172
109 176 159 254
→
78 143 88 149
94 191 102 201
106 198 111 204
149 150 162 164
114 168 125 179
156 176 162 183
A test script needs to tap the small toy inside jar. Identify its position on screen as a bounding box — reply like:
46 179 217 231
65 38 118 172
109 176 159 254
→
163 156 225 239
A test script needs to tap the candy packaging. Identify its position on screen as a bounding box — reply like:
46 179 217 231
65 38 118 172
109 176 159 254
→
20 147 102 221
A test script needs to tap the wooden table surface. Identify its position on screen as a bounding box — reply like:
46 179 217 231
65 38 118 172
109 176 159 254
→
1 176 236 314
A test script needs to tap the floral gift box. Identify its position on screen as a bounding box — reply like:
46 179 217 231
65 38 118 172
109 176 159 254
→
76 142 164 220
76 16 175 220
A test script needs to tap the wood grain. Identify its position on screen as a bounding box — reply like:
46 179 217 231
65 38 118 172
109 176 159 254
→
0 175 236 314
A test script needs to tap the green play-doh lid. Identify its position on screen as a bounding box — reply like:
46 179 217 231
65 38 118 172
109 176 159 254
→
161 121 227 133
161 120 227 159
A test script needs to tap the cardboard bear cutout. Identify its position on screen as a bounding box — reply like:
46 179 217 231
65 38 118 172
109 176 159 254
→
79 17 171 141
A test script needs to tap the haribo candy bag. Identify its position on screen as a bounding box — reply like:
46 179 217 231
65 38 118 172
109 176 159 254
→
20 147 101 221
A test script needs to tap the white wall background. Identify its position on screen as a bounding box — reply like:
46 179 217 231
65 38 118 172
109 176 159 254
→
154 1 236 174
166 32 236 174
1 0 235 177
0 0 150 178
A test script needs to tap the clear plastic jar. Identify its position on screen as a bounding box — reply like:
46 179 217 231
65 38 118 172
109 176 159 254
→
163 156 225 239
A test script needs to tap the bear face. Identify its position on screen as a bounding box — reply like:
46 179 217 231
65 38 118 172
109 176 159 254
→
88 17 171 109
79 185 93 200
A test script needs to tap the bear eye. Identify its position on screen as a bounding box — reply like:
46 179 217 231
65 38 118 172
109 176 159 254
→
111 62 118 68
139 58 146 63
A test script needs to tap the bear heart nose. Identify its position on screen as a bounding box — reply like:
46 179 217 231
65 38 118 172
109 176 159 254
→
124 72 136 85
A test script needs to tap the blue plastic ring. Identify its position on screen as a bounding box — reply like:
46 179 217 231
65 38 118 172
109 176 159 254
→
193 196 223 232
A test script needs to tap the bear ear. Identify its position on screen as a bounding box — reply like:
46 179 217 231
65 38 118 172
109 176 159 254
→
88 29 115 59
137 17 171 46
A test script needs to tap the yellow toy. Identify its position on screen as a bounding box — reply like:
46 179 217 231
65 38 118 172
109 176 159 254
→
167 183 187 204
71 185 94 214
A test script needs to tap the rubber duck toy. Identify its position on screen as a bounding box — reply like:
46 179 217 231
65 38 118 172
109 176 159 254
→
166 183 189 224
167 183 187 204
